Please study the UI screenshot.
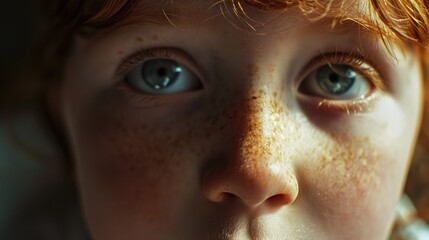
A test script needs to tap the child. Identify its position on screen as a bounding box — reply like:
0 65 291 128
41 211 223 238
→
4 0 429 239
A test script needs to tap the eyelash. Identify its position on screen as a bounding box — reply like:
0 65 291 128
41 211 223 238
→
304 51 386 91
115 47 203 106
117 47 385 114
116 47 176 78
298 51 386 114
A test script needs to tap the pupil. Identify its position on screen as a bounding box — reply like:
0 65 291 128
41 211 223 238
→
157 68 167 77
329 73 339 83
142 59 181 90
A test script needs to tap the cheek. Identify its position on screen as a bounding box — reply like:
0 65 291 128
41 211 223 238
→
298 118 412 237
73 117 190 234
93 122 184 205
304 136 382 211
66 91 238 238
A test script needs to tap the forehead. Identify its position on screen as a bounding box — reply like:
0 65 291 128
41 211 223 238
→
106 0 371 32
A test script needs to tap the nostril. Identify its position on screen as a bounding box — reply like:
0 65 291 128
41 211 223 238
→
209 192 246 206
217 192 236 203
266 194 294 207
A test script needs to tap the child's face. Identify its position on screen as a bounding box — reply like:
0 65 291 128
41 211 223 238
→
60 1 423 239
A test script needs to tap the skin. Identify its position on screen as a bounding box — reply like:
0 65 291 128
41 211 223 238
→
59 1 423 239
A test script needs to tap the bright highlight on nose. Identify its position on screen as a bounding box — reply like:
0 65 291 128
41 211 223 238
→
202 90 299 210
269 163 282 174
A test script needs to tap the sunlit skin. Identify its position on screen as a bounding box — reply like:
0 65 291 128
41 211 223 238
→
59 1 423 239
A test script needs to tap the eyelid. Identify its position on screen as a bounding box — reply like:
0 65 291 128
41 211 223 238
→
115 47 202 82
297 51 387 93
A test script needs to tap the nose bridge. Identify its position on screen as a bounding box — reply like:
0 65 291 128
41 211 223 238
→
233 60 287 159
201 85 299 208
232 88 285 170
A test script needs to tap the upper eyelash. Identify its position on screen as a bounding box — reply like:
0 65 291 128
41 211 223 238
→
304 51 387 92
117 48 387 96
115 47 175 78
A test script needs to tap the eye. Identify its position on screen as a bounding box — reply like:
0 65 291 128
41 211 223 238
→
126 58 202 95
299 64 372 100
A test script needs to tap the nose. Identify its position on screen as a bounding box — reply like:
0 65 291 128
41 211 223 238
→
202 91 299 209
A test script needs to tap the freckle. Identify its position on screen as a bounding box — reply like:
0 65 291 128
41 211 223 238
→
172 138 181 147
357 148 365 157
268 64 275 78
152 35 159 40
251 96 258 100
248 64 259 78
140 124 148 130
119 152 127 160
136 37 144 42
127 142 135 151
273 91 277 98
117 50 124 55
165 134 175 142
114 121 123 129
211 116 218 125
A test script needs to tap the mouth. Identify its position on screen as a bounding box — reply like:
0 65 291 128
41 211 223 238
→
201 213 316 240
202 214 256 240
204 214 276 240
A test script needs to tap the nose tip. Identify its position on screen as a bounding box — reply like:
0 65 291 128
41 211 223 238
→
202 90 300 210
202 162 299 209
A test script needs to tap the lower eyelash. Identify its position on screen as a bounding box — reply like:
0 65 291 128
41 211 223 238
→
117 84 170 108
315 93 379 115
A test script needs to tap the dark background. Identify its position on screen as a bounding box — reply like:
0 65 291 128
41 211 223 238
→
0 1 42 107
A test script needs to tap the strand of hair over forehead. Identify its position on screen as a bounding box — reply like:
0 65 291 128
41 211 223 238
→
370 0 429 43
236 0 429 46
79 0 429 47
216 0 348 33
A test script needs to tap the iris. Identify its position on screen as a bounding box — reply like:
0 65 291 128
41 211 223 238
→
142 59 183 90
316 64 356 95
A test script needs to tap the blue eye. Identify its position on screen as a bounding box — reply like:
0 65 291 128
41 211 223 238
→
299 64 371 100
126 58 202 94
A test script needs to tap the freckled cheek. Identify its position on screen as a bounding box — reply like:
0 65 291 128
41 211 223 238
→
74 118 198 224
298 136 412 239
300 138 393 221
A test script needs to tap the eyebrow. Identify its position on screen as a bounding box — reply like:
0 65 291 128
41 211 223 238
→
108 1 210 29
91 0 385 42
